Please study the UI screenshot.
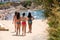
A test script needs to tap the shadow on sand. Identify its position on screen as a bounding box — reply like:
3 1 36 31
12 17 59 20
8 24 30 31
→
12 34 26 37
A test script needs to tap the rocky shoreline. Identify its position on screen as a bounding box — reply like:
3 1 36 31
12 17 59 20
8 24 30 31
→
0 1 44 20
0 4 43 20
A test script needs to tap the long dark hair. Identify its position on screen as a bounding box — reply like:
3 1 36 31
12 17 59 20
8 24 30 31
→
22 13 25 17
16 12 20 19
28 12 32 18
15 11 17 16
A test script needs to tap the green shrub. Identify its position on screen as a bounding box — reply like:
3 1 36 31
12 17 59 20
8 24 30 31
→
21 1 32 8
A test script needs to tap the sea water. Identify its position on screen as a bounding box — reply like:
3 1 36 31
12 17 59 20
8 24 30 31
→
6 10 45 20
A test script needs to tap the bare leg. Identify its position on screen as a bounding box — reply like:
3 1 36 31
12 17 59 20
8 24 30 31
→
18 25 20 35
28 24 30 33
22 26 24 36
19 28 20 35
17 24 20 35
22 25 26 36
29 24 32 33
16 27 18 35
16 24 20 35
15 24 16 32
30 24 32 33
24 26 26 35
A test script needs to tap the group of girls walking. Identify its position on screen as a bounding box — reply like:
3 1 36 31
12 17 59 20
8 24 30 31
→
13 11 34 36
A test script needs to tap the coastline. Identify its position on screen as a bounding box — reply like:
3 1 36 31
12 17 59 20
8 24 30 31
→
0 4 43 13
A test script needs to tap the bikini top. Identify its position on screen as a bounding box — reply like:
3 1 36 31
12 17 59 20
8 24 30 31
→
15 16 21 22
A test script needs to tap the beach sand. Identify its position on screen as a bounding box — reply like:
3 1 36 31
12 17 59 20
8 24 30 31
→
0 19 48 40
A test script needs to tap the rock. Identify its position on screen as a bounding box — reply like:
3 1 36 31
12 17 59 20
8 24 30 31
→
0 26 9 31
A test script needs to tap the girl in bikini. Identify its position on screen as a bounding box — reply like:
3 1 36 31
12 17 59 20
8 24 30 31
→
27 12 34 33
15 12 21 35
22 13 27 36
13 11 17 32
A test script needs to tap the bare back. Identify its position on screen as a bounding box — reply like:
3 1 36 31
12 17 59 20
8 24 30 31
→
22 17 26 22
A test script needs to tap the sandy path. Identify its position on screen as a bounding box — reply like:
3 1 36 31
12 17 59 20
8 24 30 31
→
0 19 48 40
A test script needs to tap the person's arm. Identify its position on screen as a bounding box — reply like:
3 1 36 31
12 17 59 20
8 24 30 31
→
26 17 29 21
32 16 34 20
